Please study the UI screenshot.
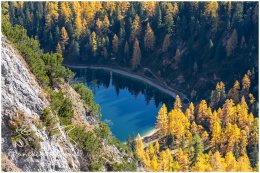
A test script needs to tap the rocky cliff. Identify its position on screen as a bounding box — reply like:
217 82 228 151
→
1 37 82 171
1 37 135 171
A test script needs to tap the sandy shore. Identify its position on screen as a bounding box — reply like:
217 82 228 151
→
141 128 158 139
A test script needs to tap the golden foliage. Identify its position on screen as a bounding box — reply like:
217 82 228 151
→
135 72 257 172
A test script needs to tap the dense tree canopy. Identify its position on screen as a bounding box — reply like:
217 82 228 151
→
139 73 258 172
7 1 258 101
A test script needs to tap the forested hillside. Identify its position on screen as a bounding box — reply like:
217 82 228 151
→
135 74 259 171
6 1 259 101
1 1 259 172
2 3 137 171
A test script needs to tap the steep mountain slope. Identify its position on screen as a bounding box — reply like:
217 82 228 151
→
1 37 137 171
1 37 81 171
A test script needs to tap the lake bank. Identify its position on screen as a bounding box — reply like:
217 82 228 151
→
64 64 188 102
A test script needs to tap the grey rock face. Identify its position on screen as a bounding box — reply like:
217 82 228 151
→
1 37 80 171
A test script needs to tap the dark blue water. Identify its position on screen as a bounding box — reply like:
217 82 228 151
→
71 68 175 142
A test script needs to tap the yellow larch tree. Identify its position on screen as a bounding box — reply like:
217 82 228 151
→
222 99 236 126
154 140 160 154
158 150 168 171
102 2 116 16
217 107 223 120
205 1 219 17
147 143 155 158
165 148 176 171
130 14 142 42
190 121 198 135
197 100 208 124
112 34 119 54
211 120 221 152
91 31 97 55
228 80 240 103
222 123 241 153
120 2 130 14
242 74 251 96
249 93 255 105
185 102 195 122
239 130 248 155
56 43 62 54
143 1 157 17
175 148 190 171
201 130 209 145
174 95 182 111
210 151 224 171
135 134 145 160
249 118 259 146
236 154 252 171
185 108 192 123
95 18 103 33
60 27 69 53
168 109 190 145
144 149 151 169
74 13 82 38
155 104 168 137
237 96 249 130
144 23 155 51
150 155 159 171
224 151 237 171
131 38 141 69
192 153 212 172
103 15 110 31
210 110 220 130
60 2 72 23
45 2 59 31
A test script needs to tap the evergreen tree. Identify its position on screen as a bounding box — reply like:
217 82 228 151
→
112 34 119 54
144 23 155 51
226 29 238 57
121 41 130 64
192 134 204 164
130 14 141 42
131 38 141 69
59 27 69 54
162 34 171 52
91 31 97 56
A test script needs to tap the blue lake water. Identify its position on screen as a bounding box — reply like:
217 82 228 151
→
71 68 175 142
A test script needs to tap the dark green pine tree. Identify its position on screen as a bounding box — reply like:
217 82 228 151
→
156 5 162 28
192 133 204 165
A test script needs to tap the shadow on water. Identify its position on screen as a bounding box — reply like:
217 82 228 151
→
71 68 175 141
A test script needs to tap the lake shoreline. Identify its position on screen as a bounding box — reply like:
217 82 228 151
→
64 64 188 102
141 128 158 139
